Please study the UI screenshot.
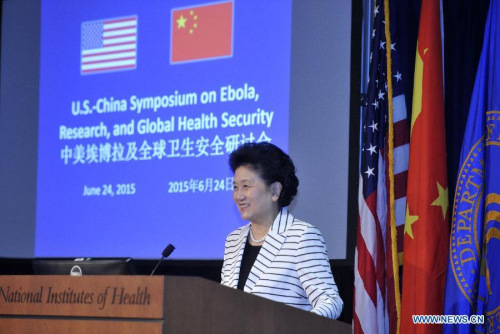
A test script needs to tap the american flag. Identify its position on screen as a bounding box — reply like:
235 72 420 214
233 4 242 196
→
81 16 137 75
354 0 409 333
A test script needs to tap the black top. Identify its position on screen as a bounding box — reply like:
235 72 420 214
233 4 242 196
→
237 238 262 290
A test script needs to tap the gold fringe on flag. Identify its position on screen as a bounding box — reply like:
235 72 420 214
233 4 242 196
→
383 0 401 332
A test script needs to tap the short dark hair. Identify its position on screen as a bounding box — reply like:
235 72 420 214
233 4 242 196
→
229 142 299 208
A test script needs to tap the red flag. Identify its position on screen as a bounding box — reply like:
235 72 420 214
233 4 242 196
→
400 0 449 332
171 1 233 64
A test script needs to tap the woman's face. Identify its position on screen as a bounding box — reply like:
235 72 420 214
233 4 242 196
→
233 165 280 225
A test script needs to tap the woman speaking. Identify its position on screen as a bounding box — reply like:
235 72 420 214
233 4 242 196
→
221 142 343 319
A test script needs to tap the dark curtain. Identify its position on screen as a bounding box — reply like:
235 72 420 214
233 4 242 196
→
394 0 421 121
442 0 490 209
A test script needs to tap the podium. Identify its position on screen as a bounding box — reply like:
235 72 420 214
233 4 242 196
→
0 275 351 333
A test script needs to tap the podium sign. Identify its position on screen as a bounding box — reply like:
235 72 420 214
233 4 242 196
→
0 275 164 333
0 275 163 318
0 275 351 333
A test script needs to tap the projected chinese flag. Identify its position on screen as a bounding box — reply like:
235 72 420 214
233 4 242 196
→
171 1 233 63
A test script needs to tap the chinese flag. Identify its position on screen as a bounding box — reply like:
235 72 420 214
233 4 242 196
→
400 0 449 332
171 1 233 63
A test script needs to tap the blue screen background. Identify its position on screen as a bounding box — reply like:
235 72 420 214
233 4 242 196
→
36 0 291 259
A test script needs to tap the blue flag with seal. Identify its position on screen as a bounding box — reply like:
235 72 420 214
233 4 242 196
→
444 0 500 333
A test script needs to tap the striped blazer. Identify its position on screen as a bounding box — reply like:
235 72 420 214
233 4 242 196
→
221 209 343 319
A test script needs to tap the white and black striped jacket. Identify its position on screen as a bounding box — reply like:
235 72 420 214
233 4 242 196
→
221 209 343 319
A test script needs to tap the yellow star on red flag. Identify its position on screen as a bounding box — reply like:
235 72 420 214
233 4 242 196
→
176 15 187 29
431 182 449 219
404 205 418 239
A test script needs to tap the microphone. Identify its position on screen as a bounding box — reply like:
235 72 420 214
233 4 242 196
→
150 244 175 276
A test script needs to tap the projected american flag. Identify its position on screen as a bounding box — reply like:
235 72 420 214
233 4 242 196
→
81 16 137 75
